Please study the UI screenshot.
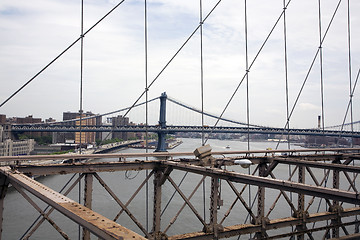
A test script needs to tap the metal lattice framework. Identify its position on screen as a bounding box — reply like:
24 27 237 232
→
0 148 359 239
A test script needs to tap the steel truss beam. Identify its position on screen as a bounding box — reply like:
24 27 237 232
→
272 157 360 173
163 161 360 204
1 150 359 239
0 166 146 240
1 147 360 163
168 208 360 240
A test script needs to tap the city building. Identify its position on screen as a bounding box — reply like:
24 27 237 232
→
112 115 136 141
55 111 102 145
0 114 6 125
0 139 35 157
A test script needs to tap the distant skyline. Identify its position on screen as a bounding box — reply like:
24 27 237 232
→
0 0 359 129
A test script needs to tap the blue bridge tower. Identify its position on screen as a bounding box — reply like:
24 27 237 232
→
155 92 167 152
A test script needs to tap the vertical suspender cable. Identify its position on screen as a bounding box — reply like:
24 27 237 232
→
317 1 329 228
282 0 293 229
318 0 325 139
144 0 149 232
244 0 252 233
200 0 205 147
78 1 84 239
199 0 206 222
79 0 85 154
347 0 354 147
244 0 250 152
346 0 357 223
283 0 290 150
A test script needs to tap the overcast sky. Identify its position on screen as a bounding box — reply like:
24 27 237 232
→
0 0 359 129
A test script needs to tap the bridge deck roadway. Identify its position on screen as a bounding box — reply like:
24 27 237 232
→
0 166 146 240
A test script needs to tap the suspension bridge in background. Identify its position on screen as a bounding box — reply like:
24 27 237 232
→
0 0 360 239
8 92 360 152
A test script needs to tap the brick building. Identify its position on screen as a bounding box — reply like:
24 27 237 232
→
55 111 102 144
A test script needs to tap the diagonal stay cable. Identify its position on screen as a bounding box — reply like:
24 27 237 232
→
204 0 293 145
119 0 223 120
336 67 359 143
0 0 127 109
275 0 344 150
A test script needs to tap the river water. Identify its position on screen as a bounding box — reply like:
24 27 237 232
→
2 138 356 239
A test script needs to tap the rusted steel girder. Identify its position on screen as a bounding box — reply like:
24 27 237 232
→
15 161 157 176
83 173 93 240
272 157 360 173
163 161 360 204
0 166 146 240
168 207 360 240
1 147 359 164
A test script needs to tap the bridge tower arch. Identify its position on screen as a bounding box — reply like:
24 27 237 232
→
155 92 167 152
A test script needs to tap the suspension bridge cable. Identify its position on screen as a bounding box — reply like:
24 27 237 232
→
318 0 326 138
283 0 290 150
282 0 293 232
204 0 293 145
79 0 84 156
244 0 250 151
244 2 252 238
144 0 149 232
275 0 343 149
78 1 84 238
200 0 205 147
93 96 157 150
336 67 359 142
0 0 127 109
347 0 354 146
199 0 206 221
167 96 264 127
117 0 224 121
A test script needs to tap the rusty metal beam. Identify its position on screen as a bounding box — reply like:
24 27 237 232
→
273 157 360 173
168 207 360 240
164 176 206 234
92 172 150 238
329 233 360 240
83 173 93 240
163 161 360 204
114 170 154 222
0 167 146 240
16 161 157 176
11 182 70 239
22 173 84 239
1 147 359 163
